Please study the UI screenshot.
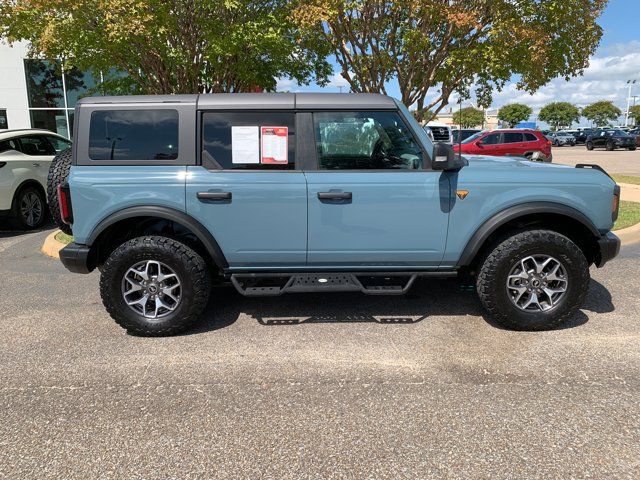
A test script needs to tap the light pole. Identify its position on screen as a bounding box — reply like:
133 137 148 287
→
625 79 637 126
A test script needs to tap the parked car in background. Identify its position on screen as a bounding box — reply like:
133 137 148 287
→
0 129 71 228
453 129 552 162
573 129 594 145
424 121 453 144
452 128 482 144
628 127 640 146
550 131 576 147
586 129 637 151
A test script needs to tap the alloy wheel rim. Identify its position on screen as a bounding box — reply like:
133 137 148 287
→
506 255 568 312
121 260 181 319
20 192 43 227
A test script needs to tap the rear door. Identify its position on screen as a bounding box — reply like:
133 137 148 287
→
186 110 307 268
16 135 57 188
305 110 449 268
502 132 526 156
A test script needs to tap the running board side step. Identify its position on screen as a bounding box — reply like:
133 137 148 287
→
230 272 455 297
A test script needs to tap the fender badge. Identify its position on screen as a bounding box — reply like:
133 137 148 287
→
456 189 469 200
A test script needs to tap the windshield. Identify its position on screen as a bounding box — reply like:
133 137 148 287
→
462 131 484 144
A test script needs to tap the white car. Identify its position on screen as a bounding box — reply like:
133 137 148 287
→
0 129 71 229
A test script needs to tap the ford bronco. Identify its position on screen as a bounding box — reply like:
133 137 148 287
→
52 93 620 335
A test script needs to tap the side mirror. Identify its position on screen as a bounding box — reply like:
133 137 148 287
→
475 140 484 148
432 143 465 171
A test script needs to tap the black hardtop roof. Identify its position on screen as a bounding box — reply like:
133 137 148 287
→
77 92 398 110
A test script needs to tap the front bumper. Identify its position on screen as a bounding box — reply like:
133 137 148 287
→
59 242 94 274
595 232 620 268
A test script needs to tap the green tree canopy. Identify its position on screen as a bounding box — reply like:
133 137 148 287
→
0 0 332 94
582 101 622 127
294 0 607 120
538 102 581 130
453 107 484 128
628 105 640 126
498 103 533 128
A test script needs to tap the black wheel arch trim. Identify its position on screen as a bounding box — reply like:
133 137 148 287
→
87 206 229 270
457 202 601 267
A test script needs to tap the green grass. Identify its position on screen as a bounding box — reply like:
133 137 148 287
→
54 231 74 245
614 201 640 230
612 174 640 186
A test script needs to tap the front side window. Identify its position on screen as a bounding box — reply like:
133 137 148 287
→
314 111 423 170
482 133 501 145
18 136 56 156
47 136 72 153
89 109 178 161
201 112 295 170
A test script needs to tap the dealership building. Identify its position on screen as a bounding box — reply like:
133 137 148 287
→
0 41 100 138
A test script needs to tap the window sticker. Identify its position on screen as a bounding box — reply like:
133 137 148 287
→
231 126 260 164
261 126 288 164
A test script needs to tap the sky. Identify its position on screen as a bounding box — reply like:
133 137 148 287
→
277 0 640 125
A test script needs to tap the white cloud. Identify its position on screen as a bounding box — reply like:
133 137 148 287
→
328 73 350 90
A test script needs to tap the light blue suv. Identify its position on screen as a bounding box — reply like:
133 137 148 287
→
53 93 620 335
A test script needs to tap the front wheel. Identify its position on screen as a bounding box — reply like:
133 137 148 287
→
606 141 614 151
476 230 590 331
629 146 637 151
586 141 594 150
100 236 211 336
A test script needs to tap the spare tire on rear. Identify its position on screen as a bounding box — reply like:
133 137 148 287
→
47 148 73 235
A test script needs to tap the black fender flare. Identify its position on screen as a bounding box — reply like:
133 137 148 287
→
457 202 601 266
87 206 229 270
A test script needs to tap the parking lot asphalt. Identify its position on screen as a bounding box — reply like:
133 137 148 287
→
552 144 640 176
1 228 639 479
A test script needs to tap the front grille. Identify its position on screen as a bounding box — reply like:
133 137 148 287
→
429 127 451 142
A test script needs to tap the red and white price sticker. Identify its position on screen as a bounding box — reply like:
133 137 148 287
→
261 126 288 164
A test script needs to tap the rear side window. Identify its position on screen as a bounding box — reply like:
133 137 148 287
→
18 136 56 156
524 133 538 142
201 112 295 170
504 132 524 143
89 109 179 161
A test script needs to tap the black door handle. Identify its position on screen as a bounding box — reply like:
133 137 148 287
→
317 191 352 200
197 191 232 201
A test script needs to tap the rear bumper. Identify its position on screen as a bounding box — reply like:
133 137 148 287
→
59 242 93 274
595 232 620 268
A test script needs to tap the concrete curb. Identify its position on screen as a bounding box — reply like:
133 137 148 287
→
41 230 65 259
615 221 640 246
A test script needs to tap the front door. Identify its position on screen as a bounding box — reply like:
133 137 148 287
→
186 111 307 268
305 110 450 268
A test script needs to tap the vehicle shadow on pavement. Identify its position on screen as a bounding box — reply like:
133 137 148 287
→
0 218 54 238
187 278 613 335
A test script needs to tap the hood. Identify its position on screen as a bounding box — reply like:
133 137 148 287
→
462 154 571 170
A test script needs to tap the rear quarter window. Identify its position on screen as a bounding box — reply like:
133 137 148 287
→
524 133 538 142
88 109 179 161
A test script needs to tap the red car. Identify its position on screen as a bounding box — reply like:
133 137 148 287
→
453 129 552 162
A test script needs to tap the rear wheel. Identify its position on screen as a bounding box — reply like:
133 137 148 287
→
476 230 589 331
586 141 594 150
100 236 210 336
605 141 614 151
629 146 637 151
47 148 73 235
13 185 46 229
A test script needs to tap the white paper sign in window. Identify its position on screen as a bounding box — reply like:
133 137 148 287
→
231 126 259 164
261 126 288 164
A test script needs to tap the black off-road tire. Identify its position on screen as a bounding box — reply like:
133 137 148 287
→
100 236 211 336
47 148 73 235
476 230 590 331
586 141 594 150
